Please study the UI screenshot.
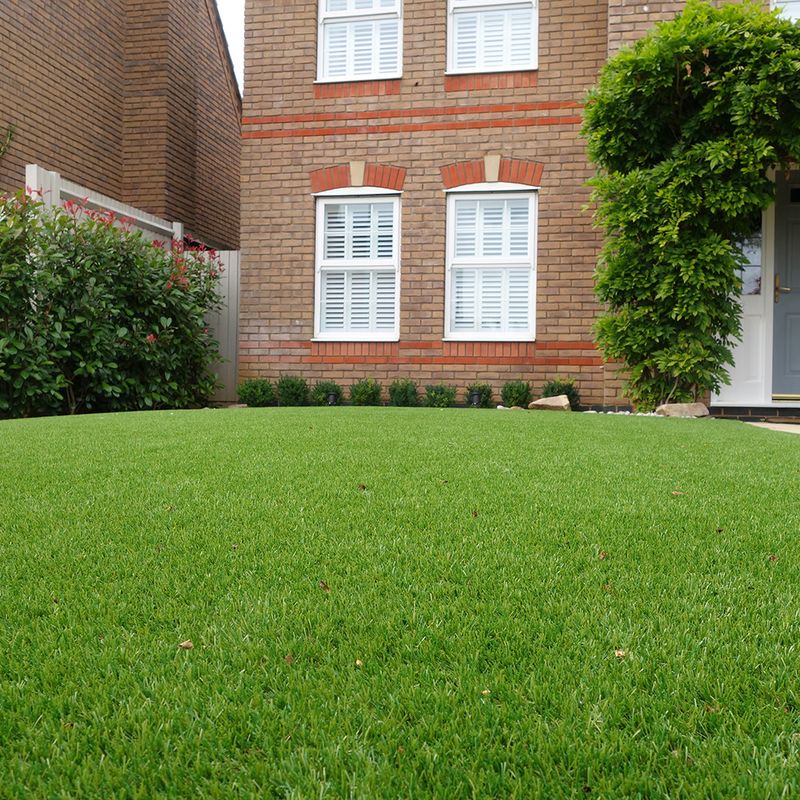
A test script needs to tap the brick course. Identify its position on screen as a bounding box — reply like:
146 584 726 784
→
240 0 688 406
0 0 240 249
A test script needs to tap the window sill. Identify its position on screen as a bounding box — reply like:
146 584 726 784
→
312 336 400 343
444 70 538 92
443 335 535 342
314 78 402 99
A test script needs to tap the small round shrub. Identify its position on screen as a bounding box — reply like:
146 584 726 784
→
501 380 531 408
311 380 344 406
424 384 456 408
237 378 275 407
541 378 581 410
276 375 309 406
389 378 419 407
350 377 382 406
465 382 493 408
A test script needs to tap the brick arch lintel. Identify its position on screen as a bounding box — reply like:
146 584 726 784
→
310 162 407 194
440 157 545 189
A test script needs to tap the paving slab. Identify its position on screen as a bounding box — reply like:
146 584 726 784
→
746 422 800 435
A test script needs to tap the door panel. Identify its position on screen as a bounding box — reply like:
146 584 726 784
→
773 173 800 398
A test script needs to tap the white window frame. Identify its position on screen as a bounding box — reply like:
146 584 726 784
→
773 0 800 20
444 187 537 341
317 0 403 83
314 191 401 342
447 0 538 75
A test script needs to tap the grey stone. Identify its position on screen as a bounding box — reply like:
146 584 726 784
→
528 394 571 412
654 402 709 418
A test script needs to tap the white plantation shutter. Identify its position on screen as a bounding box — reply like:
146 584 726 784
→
447 193 536 339
317 197 400 339
775 0 800 21
449 0 537 74
319 0 401 81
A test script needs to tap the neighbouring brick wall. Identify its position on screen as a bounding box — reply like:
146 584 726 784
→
240 0 678 406
163 0 241 248
0 0 240 249
0 0 127 198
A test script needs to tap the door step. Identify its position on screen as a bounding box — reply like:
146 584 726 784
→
711 406 800 421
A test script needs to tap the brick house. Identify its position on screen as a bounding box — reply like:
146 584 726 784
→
241 0 799 411
0 0 240 250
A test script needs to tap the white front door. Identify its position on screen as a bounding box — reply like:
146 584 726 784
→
714 225 769 405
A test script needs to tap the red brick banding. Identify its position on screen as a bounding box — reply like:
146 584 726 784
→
314 80 402 99
309 165 352 193
498 158 545 186
242 115 582 141
310 163 407 193
242 101 583 127
444 70 539 92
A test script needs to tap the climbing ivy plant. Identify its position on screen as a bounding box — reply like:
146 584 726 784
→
0 126 13 161
583 0 800 409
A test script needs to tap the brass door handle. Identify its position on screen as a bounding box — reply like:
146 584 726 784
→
775 274 791 302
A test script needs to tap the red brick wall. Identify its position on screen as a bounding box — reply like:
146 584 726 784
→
0 0 240 249
240 0 687 406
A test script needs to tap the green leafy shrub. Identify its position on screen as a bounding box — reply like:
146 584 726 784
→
388 378 419 407
311 380 344 406
582 0 800 408
350 377 382 406
465 382 493 408
276 375 309 406
237 379 275 407
541 378 581 410
0 193 221 418
501 380 531 408
424 384 456 408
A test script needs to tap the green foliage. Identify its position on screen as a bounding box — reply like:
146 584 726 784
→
501 380 531 408
0 125 13 160
350 377 383 406
311 380 344 406
0 193 221 417
276 375 309 406
424 383 456 408
388 378 419 407
465 382 494 408
541 378 581 410
583 0 800 408
237 379 275 407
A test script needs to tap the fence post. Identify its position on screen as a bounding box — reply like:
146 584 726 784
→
25 164 59 209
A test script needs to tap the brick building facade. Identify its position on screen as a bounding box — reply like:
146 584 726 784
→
0 0 240 250
240 0 786 408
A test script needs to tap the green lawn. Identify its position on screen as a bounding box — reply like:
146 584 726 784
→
1 408 799 799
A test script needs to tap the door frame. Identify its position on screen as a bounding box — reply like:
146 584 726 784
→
712 170 798 408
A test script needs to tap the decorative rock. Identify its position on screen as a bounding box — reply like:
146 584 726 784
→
510 405 525 411
654 402 709 418
528 394 571 412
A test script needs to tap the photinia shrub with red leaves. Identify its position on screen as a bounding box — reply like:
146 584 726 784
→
0 192 222 416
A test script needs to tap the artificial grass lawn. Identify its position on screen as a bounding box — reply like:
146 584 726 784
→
0 409 799 799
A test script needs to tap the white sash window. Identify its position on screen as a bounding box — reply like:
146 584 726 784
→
318 0 402 82
445 192 536 340
448 0 538 74
774 0 800 20
315 196 400 340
